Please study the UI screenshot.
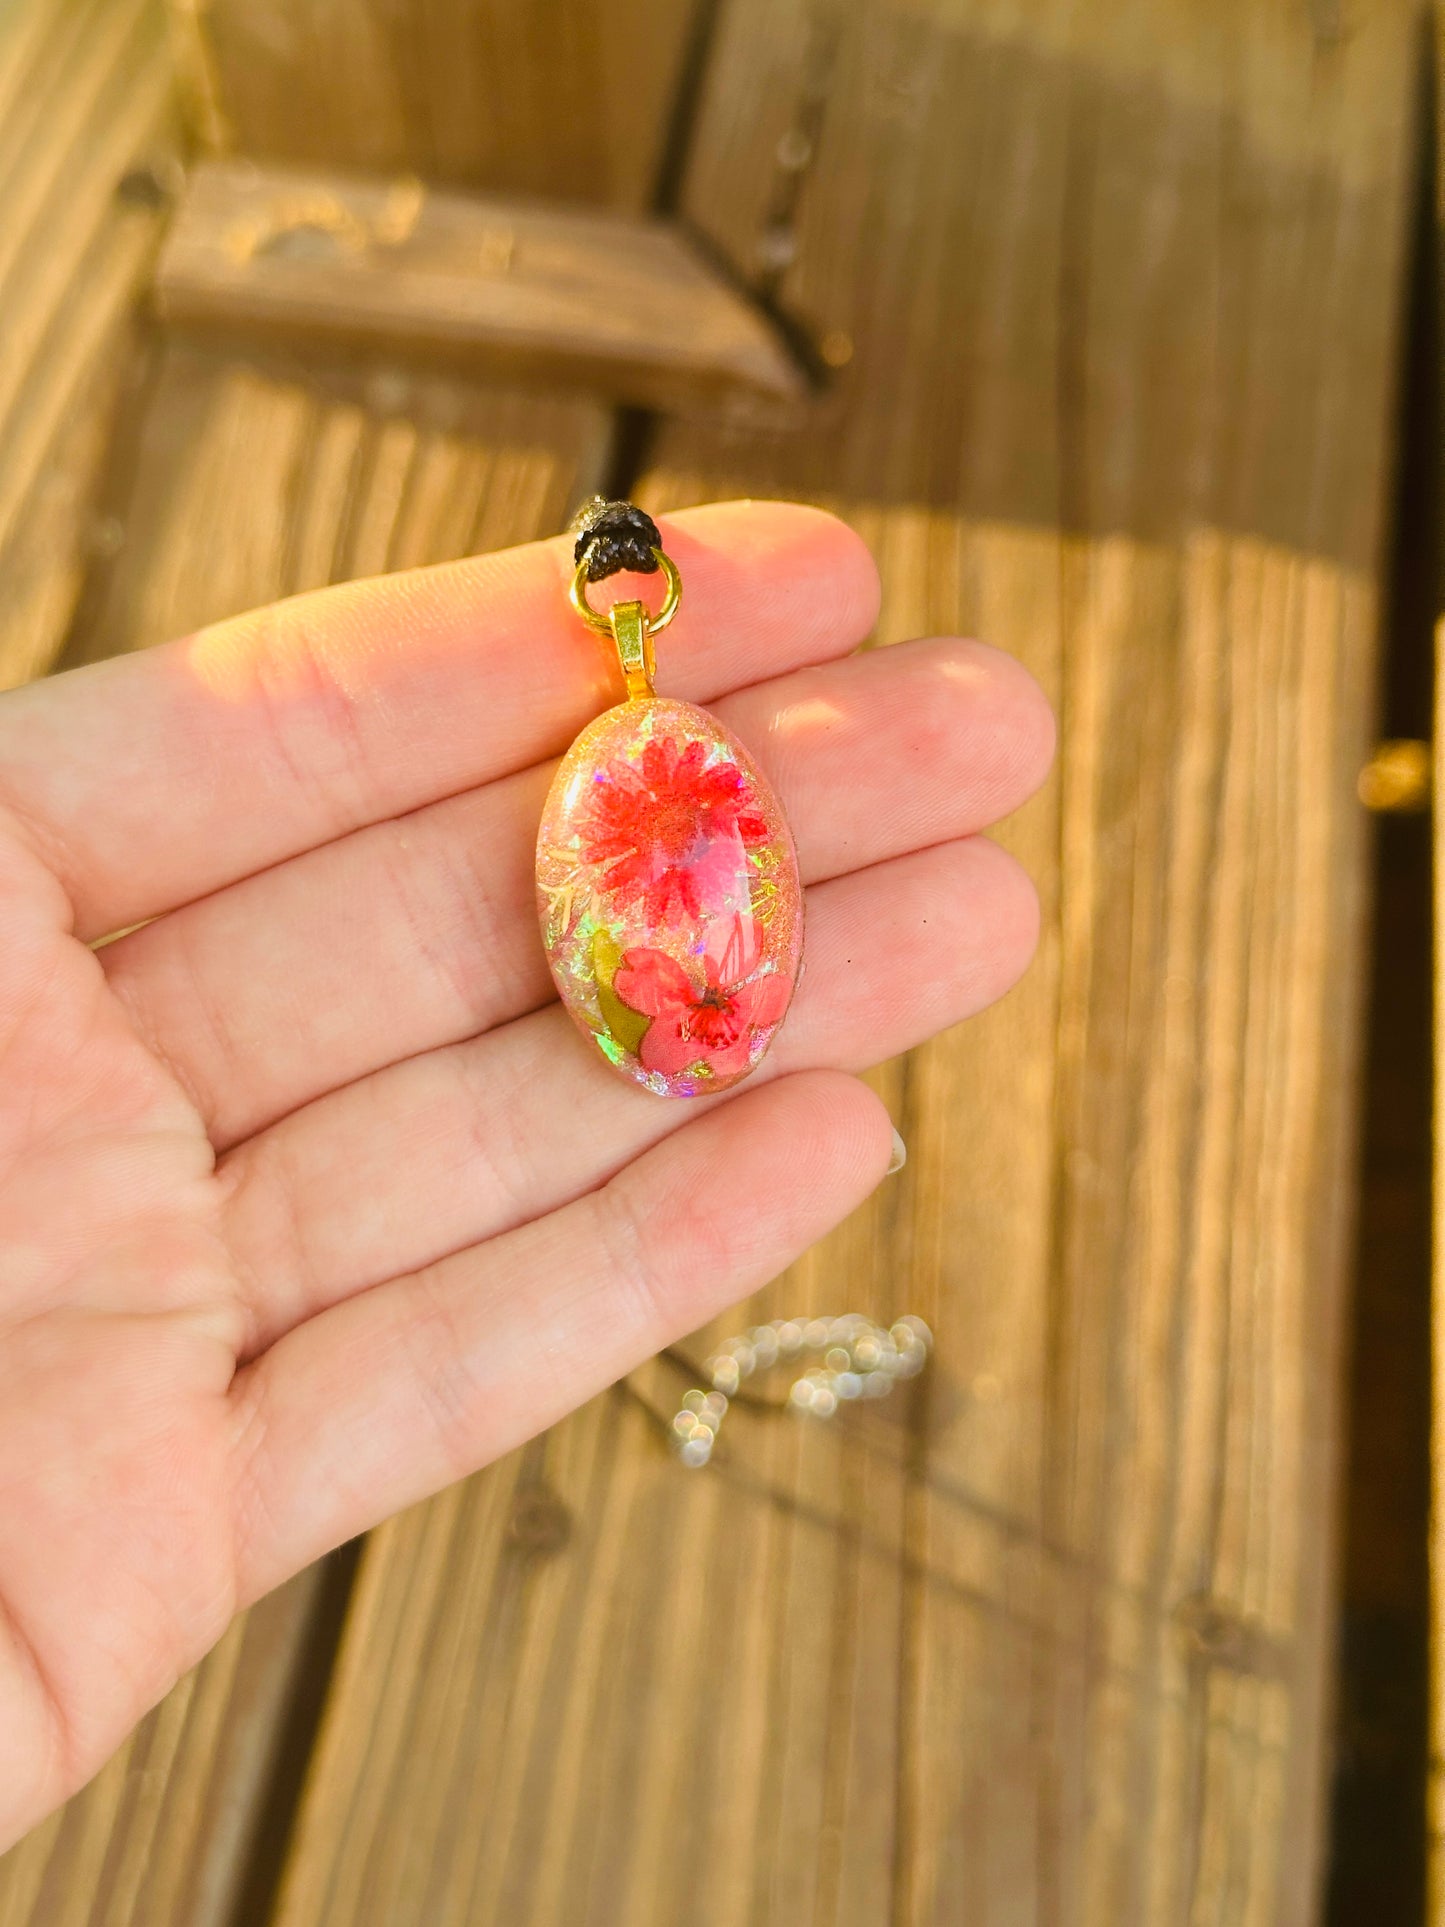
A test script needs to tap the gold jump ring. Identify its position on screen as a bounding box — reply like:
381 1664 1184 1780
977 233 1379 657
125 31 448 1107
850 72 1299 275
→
569 547 682 637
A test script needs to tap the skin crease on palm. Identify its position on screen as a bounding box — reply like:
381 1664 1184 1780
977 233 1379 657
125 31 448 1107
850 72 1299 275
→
0 500 1053 1848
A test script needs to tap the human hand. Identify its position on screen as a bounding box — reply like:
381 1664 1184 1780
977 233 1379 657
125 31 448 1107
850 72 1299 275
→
0 501 1052 1845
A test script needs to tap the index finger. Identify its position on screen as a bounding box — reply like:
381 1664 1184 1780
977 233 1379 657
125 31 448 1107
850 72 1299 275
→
0 501 879 938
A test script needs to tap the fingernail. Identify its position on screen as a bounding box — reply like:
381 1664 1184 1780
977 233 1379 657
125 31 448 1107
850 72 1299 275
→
888 1127 907 1175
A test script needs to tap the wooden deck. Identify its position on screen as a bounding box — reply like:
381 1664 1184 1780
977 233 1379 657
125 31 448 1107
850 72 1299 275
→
0 0 1426 1920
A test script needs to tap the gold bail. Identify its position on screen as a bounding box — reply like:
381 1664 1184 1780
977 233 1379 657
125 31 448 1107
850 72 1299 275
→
609 599 656 699
568 544 682 703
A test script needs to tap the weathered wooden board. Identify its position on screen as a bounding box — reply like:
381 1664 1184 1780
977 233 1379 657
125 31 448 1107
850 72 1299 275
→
0 0 175 691
0 85 614 1914
0 0 652 1910
155 160 805 416
173 0 706 211
271 3 1419 1924
61 342 610 667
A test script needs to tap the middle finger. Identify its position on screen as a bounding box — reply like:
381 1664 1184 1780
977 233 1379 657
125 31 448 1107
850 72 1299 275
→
220 831 1039 1358
104 636 1051 1147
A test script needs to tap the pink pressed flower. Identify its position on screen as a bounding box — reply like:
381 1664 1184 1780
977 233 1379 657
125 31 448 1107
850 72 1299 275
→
578 734 768 926
613 915 790 1079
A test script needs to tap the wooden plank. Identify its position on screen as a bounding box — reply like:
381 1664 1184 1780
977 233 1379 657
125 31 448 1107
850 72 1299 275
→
0 0 651 1897
174 0 706 212
272 3 1419 1923
0 0 176 691
155 160 806 416
0 334 609 1916
62 341 611 666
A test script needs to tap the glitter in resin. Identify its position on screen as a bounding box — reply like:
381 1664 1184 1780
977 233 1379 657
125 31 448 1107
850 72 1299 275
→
536 697 803 1096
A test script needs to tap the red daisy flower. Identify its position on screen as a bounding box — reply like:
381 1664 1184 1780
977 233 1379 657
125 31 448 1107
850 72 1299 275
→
613 915 790 1080
578 735 769 926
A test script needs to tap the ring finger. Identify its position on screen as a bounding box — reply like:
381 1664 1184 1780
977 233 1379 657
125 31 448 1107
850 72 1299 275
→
105 637 1052 1147
220 832 1039 1356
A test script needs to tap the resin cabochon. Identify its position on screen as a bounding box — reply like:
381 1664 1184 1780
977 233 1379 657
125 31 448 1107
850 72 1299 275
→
536 696 803 1096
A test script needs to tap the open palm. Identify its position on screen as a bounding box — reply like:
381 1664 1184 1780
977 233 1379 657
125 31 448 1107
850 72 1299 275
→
0 501 1051 1847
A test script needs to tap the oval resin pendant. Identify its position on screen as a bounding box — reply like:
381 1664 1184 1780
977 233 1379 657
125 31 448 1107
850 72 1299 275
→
537 696 803 1096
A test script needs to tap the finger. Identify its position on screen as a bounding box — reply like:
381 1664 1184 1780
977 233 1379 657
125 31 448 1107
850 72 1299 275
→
105 639 1053 1145
229 1068 895 1597
221 835 1038 1355
0 501 880 939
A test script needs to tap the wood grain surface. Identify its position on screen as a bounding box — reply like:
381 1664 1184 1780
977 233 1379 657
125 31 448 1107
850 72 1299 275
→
0 0 1427 1919
174 0 706 211
268 3 1421 1925
0 324 610 1921
0 0 622 1913
0 7 616 1901
155 160 806 415
60 343 610 668
0 0 174 690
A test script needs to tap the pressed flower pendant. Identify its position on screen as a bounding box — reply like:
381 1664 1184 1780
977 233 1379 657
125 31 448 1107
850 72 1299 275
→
537 500 803 1096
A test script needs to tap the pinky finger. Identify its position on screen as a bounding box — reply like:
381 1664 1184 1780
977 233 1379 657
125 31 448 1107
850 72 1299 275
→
228 1069 897 1601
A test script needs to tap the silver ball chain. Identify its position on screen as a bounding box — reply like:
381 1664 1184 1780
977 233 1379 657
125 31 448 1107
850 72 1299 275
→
670 1313 933 1467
